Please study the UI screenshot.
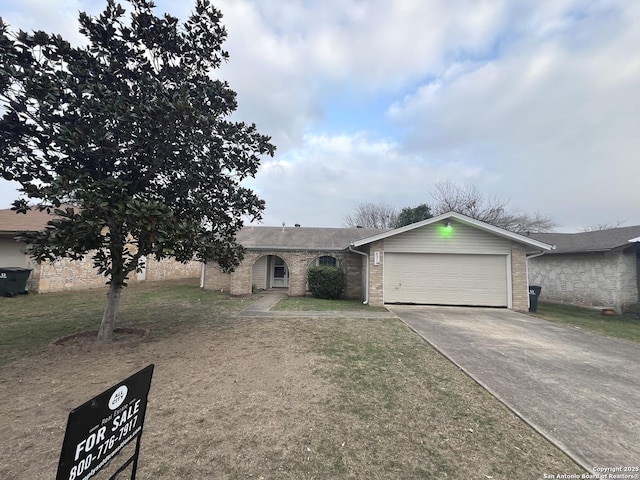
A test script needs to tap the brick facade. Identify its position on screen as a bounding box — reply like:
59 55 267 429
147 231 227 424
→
367 241 385 307
204 239 532 311
203 263 231 292
204 249 366 299
510 242 529 311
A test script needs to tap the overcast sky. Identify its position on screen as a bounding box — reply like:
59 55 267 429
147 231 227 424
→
1 0 639 231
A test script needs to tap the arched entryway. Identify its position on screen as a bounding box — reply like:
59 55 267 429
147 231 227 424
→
252 255 290 291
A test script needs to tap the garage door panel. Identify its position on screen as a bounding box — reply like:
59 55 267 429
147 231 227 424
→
385 253 507 306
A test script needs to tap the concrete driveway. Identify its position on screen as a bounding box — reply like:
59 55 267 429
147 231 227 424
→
389 305 640 472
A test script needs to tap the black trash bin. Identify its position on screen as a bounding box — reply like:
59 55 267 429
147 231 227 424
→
0 267 32 297
529 285 542 313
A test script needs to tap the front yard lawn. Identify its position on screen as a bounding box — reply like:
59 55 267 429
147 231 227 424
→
272 295 387 311
0 282 582 479
536 301 640 343
0 278 241 366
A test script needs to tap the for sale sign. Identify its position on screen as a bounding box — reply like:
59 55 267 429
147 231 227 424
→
56 364 154 480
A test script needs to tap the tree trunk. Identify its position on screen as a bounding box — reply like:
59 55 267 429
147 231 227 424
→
97 283 123 343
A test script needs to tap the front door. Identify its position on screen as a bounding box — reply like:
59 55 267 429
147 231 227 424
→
271 256 289 288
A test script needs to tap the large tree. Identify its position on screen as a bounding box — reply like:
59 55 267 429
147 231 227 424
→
0 0 274 342
395 203 432 227
343 201 398 229
431 181 555 234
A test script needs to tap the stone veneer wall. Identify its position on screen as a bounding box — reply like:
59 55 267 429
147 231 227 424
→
511 242 529 311
528 248 639 312
144 258 201 282
205 249 366 299
28 255 200 293
28 256 108 293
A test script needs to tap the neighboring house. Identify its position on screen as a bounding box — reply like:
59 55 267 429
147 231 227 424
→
204 212 553 311
529 226 640 312
0 208 200 293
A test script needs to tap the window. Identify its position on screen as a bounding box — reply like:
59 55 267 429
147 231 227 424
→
317 256 337 267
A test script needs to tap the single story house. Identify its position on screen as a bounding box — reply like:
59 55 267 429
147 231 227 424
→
204 212 553 311
529 226 640 312
0 208 200 293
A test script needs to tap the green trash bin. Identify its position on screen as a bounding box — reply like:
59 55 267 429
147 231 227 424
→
0 267 32 297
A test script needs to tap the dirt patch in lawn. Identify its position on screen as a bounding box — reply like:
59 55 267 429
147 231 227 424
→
0 315 582 479
51 327 150 352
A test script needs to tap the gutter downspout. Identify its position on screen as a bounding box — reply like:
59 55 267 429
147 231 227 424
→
200 262 206 289
349 245 369 305
525 251 547 309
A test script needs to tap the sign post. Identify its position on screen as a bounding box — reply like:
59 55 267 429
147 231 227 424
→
56 364 154 480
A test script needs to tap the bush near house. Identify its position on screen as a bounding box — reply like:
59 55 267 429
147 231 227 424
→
307 266 345 299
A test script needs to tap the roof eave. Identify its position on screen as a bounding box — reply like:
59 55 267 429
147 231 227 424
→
243 246 348 252
351 211 554 250
545 248 612 255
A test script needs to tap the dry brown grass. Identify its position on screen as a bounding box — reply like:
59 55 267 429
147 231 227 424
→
0 283 582 479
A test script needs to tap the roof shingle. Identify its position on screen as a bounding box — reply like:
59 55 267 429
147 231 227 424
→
0 208 55 234
530 225 640 254
236 226 387 251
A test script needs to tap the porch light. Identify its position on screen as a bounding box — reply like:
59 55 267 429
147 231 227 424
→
439 220 454 238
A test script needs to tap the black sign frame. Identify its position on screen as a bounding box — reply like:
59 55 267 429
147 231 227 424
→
56 364 154 480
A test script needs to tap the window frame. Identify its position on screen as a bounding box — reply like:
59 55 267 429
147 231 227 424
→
316 255 338 267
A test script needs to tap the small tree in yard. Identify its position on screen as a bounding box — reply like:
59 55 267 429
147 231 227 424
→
0 0 275 343
307 266 345 300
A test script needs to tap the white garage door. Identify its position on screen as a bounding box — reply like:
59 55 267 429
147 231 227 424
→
384 253 508 306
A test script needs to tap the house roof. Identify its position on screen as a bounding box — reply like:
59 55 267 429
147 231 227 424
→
237 226 386 251
351 211 554 251
529 225 640 254
0 208 54 235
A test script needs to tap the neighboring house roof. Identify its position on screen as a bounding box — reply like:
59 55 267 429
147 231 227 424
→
237 226 387 251
352 211 554 251
530 225 640 255
0 208 54 235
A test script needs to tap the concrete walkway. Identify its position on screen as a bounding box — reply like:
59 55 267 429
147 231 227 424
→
238 291 287 313
236 292 397 319
390 305 640 472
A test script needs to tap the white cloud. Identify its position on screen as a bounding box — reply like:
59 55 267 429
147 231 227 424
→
388 0 640 228
1 0 639 231
247 132 485 226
